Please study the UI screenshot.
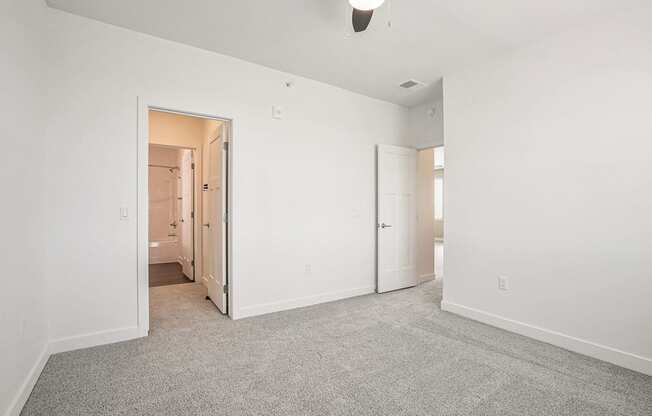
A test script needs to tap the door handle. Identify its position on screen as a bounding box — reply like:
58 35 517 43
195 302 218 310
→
203 223 210 228
379 223 392 229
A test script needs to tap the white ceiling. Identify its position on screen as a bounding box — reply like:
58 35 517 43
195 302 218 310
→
46 0 643 107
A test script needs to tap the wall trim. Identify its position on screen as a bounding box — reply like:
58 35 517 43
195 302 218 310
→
7 326 144 415
441 300 652 376
4 345 49 416
418 273 436 284
235 286 375 320
48 326 142 355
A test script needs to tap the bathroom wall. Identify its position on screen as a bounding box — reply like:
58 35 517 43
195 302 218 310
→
149 110 206 149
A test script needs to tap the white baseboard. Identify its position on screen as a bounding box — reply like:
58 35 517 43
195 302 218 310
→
441 300 652 376
4 345 49 416
235 286 375 320
48 326 142 355
6 326 145 416
418 273 436 284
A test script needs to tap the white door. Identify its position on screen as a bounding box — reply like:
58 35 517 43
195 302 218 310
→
377 145 417 293
179 149 195 279
203 126 227 313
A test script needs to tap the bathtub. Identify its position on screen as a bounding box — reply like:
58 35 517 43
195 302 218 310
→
149 238 180 264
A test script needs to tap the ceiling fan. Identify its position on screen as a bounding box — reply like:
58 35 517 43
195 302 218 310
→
350 0 385 33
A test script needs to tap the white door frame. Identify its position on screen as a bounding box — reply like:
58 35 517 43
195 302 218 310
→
137 98 234 336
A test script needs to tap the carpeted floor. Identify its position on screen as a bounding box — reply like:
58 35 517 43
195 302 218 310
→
22 281 651 415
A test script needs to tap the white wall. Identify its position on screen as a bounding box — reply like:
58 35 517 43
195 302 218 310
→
408 81 444 149
0 1 49 415
416 149 434 282
442 5 652 375
43 7 409 346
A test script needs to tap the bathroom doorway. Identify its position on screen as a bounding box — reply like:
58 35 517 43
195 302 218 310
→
148 144 196 287
142 107 231 327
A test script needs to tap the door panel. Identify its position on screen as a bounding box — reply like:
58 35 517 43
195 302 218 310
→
203 124 227 313
396 193 413 267
377 145 417 293
179 149 194 279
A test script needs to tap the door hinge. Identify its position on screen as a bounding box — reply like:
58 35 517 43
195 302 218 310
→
223 212 228 223
223 141 229 151
191 162 195 170
223 284 228 294
191 260 195 267
191 211 194 219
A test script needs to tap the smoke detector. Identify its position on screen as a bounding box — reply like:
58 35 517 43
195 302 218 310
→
399 79 425 89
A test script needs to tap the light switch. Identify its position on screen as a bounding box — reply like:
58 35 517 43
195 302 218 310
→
120 207 129 220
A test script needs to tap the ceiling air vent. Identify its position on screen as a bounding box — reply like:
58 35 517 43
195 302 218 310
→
399 79 425 89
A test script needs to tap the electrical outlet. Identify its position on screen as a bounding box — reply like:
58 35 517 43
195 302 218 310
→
498 276 509 291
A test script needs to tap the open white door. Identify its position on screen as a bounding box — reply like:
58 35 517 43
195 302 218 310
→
179 149 195 279
377 145 417 293
203 124 227 313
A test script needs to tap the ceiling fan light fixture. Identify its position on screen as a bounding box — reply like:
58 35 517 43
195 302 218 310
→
349 0 385 11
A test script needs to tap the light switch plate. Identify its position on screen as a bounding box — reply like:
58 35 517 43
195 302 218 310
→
498 276 509 291
272 106 283 119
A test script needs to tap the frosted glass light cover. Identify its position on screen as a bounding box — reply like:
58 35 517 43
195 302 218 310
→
349 0 385 11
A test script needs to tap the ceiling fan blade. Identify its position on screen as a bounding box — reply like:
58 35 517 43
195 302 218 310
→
352 8 374 33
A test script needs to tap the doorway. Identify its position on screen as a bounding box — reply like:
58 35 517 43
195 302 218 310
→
138 105 232 335
416 145 444 283
433 146 444 280
201 122 229 314
148 144 196 287
375 144 444 293
376 144 418 293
